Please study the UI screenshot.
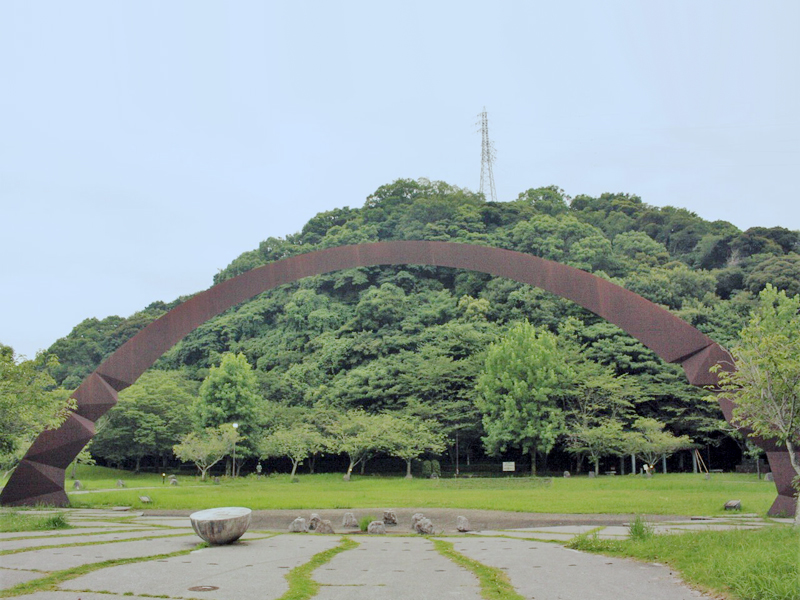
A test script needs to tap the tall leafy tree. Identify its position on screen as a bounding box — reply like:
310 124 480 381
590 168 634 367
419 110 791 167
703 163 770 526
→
173 424 240 480
256 423 325 478
90 370 196 471
475 322 573 474
0 346 73 475
197 352 262 471
713 285 800 524
384 414 446 478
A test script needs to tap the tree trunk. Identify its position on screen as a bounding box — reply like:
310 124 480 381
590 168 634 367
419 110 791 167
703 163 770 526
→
344 460 355 481
71 461 77 479
135 456 141 474
405 460 413 479
290 459 299 478
530 449 537 476
594 458 600 476
308 454 316 474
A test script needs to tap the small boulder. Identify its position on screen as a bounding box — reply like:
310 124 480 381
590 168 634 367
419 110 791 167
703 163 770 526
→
213 477 221 485
563 471 571 478
587 471 596 478
414 517 435 535
383 510 398 526
289 517 309 533
315 519 335 534
116 479 126 488
170 478 179 486
724 500 742 511
456 516 471 532
411 513 425 530
342 512 359 528
138 495 152 504
73 480 82 490
367 521 386 535
765 473 774 482
309 513 321 531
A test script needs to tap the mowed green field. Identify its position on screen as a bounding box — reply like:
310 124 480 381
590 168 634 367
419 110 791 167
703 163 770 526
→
48 465 780 516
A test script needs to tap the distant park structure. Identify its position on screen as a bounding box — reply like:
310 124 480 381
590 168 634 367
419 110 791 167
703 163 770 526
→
0 241 794 514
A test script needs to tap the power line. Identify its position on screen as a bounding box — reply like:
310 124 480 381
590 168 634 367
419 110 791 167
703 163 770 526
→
478 107 498 202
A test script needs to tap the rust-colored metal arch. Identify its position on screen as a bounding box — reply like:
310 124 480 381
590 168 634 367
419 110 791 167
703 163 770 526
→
1 241 794 514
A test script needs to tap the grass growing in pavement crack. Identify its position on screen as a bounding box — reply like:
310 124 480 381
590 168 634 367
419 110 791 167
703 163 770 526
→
0 545 202 598
432 539 525 600
278 537 358 600
0 531 195 556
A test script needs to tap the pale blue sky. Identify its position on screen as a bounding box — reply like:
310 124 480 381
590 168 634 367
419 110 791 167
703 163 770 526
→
2 1 798 359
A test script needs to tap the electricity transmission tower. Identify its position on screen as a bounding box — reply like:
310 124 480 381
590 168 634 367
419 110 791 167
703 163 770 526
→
478 107 497 202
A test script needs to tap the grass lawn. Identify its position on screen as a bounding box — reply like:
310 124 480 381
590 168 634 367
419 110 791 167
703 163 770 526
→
0 511 70 533
568 525 800 600
55 465 779 516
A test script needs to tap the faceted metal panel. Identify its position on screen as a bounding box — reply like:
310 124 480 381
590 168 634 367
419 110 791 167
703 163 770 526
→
1 241 793 513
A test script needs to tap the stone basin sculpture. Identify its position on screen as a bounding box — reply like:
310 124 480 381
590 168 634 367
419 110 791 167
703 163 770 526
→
190 506 252 545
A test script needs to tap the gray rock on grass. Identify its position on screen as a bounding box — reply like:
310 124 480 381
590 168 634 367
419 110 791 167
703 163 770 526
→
342 512 359 528
456 516 471 532
315 519 335 534
383 510 398 526
411 513 425 530
368 521 387 534
289 517 309 533
414 517 435 535
309 513 321 531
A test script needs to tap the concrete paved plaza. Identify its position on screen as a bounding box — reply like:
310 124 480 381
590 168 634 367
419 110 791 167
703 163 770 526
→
1 508 785 599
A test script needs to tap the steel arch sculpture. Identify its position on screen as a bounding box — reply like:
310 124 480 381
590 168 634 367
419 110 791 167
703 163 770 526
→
1 241 794 514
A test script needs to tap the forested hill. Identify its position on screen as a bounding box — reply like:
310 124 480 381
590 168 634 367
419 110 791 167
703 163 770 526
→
46 179 800 465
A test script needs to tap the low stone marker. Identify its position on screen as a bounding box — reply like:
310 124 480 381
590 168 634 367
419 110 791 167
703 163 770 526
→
414 517 435 534
309 513 322 531
587 471 596 478
383 510 398 525
116 479 125 488
368 521 386 534
289 517 309 533
765 473 774 482
342 512 359 528
72 480 82 490
138 495 152 504
456 516 471 532
563 471 571 478
213 477 221 485
190 507 252 545
411 513 425 530
724 499 742 511
315 519 335 534
169 478 179 486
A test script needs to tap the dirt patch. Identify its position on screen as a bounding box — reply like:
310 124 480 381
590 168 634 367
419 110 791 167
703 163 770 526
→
145 507 680 533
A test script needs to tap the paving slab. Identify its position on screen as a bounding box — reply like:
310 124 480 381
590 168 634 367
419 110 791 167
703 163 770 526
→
1 535 199 572
0 567 46 589
9 592 155 600
60 534 339 600
0 529 185 551
126 517 194 528
447 537 708 599
313 536 482 600
0 527 144 540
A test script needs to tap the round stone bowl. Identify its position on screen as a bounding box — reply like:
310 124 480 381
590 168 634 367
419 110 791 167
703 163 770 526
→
190 507 252 545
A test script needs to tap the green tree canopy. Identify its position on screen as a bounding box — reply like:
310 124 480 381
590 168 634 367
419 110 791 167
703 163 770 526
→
714 285 800 524
475 322 573 474
173 424 240 480
0 346 73 474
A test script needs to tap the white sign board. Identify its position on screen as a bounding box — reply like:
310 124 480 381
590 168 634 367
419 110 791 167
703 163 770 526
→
502 462 515 472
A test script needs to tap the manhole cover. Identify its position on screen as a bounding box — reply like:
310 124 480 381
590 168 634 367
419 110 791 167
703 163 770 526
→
188 586 219 592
